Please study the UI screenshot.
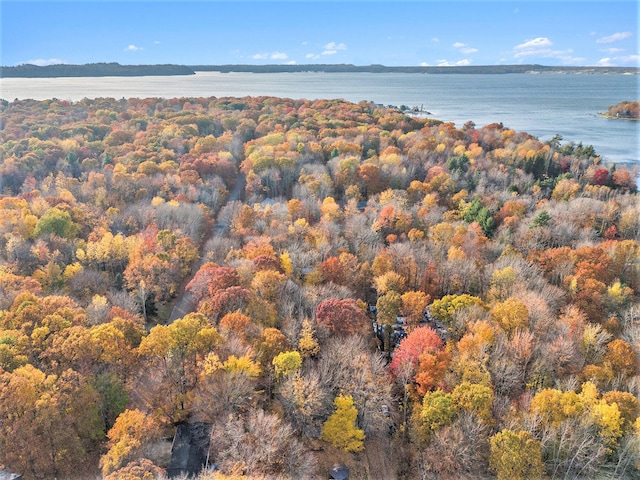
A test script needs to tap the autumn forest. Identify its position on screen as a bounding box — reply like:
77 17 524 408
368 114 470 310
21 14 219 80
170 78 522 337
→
0 95 639 479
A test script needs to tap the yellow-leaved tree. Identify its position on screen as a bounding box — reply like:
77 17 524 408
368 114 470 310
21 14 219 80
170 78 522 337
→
272 350 302 378
489 429 545 480
101 408 160 476
321 394 365 452
297 318 320 358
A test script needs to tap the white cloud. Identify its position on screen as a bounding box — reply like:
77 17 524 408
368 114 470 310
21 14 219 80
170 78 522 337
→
323 41 347 51
24 58 65 66
153 41 161 45
253 51 289 60
124 44 143 52
512 37 582 63
514 37 553 54
321 41 346 55
597 58 614 66
453 42 478 55
302 41 308 46
285 60 297 65
596 32 632 44
599 54 639 66
437 59 471 67
419 62 430 66
603 48 625 54
305 41 347 59
432 37 439 43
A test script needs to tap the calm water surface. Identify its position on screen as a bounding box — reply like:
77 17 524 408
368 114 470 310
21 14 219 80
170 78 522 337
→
2 72 638 169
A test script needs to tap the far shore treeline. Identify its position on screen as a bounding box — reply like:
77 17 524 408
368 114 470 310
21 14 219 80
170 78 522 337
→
1 62 639 78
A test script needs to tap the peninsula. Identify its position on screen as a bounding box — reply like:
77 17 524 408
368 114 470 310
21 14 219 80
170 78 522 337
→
600 100 640 120
0 62 195 78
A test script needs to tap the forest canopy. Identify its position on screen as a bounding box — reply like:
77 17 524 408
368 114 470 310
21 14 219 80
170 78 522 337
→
0 95 638 479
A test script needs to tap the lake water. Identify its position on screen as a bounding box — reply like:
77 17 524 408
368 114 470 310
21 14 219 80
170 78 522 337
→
1 72 639 170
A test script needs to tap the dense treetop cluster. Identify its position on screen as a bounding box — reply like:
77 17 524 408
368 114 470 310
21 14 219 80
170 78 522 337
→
0 96 638 479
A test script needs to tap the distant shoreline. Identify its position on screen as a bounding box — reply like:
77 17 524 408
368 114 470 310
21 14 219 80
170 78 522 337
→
1 62 638 78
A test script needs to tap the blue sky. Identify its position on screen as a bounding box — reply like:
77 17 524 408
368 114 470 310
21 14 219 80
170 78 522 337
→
1 1 638 67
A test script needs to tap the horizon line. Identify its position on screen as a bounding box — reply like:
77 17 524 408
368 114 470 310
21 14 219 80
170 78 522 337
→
3 62 638 69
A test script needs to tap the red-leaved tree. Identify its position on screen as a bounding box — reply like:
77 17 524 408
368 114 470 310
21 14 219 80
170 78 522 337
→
389 325 450 395
315 298 369 337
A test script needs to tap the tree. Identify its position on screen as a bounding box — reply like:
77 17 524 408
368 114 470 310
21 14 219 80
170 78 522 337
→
100 409 161 476
251 269 286 303
530 210 551 228
319 256 345 284
0 365 103 480
137 313 221 419
451 381 494 424
430 294 484 326
255 327 291 366
297 318 320 358
321 394 365 452
602 391 640 431
376 290 402 326
277 370 330 437
489 429 545 480
185 264 239 303
203 286 252 322
604 338 637 378
219 310 254 341
590 400 624 453
34 206 79 239
272 350 302 379
529 382 627 472
104 458 166 480
530 387 581 426
490 297 529 334
189 353 259 421
374 270 407 296
124 254 176 309
461 198 495 236
222 354 262 378
209 408 316 478
417 412 491 479
388 325 444 378
317 336 394 437
401 290 431 330
315 298 369 337
416 390 458 440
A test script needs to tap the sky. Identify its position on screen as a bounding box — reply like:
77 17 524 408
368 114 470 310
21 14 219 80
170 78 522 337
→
1 1 638 67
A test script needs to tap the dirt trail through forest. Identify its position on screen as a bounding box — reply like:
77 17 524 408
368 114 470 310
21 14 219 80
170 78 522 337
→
167 174 245 323
365 436 396 480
